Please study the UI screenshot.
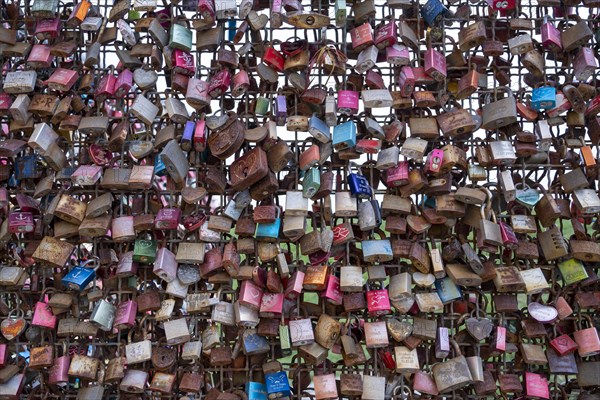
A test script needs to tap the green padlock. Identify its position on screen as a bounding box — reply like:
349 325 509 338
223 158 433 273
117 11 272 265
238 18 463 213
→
133 239 157 264
32 0 59 18
255 96 269 116
302 167 321 199
279 321 292 357
128 9 141 20
169 23 193 52
334 0 347 26
558 258 589 286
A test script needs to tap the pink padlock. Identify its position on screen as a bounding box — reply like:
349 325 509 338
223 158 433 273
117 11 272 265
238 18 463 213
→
259 292 284 318
112 216 135 242
32 300 57 329
412 67 436 85
586 93 600 117
207 69 231 98
425 149 444 175
232 68 250 97
386 43 410 65
113 299 138 330
525 372 549 399
194 120 207 152
366 285 391 316
172 49 195 77
114 68 133 98
96 72 117 102
385 161 409 187
573 47 598 81
541 16 562 52
424 47 446 82
398 66 416 97
116 251 138 278
198 247 223 277
47 68 79 92
285 270 304 300
0 93 12 115
8 211 34 233
337 84 359 115
27 44 53 69
34 18 61 40
153 247 178 283
198 0 216 24
186 77 211 109
351 22 374 51
321 275 343 306
374 17 397 49
239 280 264 311
0 187 8 208
0 344 7 368
48 344 70 385
154 208 181 230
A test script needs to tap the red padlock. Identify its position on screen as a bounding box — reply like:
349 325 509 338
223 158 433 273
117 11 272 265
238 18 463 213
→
194 119 207 152
207 69 231 98
172 49 195 77
549 334 578 356
366 284 391 316
263 45 285 72
351 22 374 51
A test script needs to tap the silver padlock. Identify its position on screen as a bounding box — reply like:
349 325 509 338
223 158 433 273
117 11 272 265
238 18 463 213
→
90 297 116 332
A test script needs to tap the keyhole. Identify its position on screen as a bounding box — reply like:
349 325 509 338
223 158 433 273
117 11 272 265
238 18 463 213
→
243 167 249 177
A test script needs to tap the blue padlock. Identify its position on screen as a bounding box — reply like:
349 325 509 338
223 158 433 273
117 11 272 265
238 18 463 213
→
421 0 447 26
348 166 372 199
255 209 281 241
362 237 393 262
422 195 437 210
180 120 195 152
434 277 462 304
242 332 270 355
154 154 167 177
14 155 39 180
265 371 291 398
62 258 99 291
246 381 268 400
531 86 556 110
332 120 357 151
308 113 331 143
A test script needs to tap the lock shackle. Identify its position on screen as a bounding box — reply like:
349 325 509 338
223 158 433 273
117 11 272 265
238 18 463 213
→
449 339 462 356
393 385 414 400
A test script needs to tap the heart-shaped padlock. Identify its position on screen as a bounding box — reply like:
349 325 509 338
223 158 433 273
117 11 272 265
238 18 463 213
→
465 311 494 341
515 183 541 208
386 318 413 342
0 308 26 341
413 272 436 287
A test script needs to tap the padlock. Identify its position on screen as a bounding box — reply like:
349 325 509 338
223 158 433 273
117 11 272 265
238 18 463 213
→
531 85 556 110
421 0 448 26
61 258 99 291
